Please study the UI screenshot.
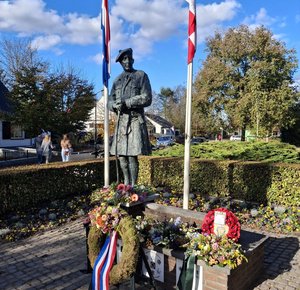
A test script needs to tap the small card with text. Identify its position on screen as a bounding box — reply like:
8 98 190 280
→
214 211 228 237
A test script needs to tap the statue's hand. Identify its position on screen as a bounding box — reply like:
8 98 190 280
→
112 100 124 112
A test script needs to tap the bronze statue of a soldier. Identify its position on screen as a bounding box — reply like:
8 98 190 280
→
108 48 152 185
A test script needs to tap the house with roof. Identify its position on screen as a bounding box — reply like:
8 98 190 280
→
0 80 33 147
145 113 175 136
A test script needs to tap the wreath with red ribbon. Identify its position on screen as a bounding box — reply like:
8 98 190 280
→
201 208 241 241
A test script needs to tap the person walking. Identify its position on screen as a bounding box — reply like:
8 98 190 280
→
41 134 54 164
108 48 152 186
35 134 43 164
60 134 72 162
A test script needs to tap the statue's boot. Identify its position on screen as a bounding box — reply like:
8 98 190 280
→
129 163 139 186
119 157 130 185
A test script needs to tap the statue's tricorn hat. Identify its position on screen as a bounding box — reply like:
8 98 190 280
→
115 48 133 62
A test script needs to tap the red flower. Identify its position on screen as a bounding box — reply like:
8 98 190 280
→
117 183 126 191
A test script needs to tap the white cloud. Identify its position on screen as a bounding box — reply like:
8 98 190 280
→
0 0 242 61
64 14 99 45
243 7 277 31
197 0 241 42
90 53 101 65
110 0 185 56
0 0 64 35
111 0 241 56
31 35 61 50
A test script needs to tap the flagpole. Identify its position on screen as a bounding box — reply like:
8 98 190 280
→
183 62 193 210
103 85 110 186
183 0 196 210
101 0 111 187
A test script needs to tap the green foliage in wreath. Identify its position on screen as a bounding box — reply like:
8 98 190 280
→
88 213 140 285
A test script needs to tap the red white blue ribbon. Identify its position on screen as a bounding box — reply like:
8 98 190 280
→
92 231 118 290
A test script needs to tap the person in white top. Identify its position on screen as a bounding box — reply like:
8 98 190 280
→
60 134 72 162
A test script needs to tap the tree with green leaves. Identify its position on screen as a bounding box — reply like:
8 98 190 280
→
9 66 95 137
0 38 95 138
193 25 299 139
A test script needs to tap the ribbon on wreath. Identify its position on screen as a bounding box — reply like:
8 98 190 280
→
176 253 196 290
92 231 118 290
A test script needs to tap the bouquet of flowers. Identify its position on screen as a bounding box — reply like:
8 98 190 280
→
91 183 156 205
88 204 127 234
186 233 247 269
135 216 200 249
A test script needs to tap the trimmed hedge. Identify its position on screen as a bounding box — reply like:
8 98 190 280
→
139 157 300 207
0 156 299 215
0 159 117 215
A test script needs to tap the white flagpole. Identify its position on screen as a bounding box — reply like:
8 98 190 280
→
183 62 193 209
103 86 110 186
183 0 196 210
101 0 111 187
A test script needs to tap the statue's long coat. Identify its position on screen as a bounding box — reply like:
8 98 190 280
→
108 69 152 156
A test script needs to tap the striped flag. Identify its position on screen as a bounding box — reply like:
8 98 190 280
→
92 235 110 290
92 231 118 290
101 0 111 87
186 0 196 63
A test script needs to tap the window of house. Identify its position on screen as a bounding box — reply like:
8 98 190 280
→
11 124 23 139
2 121 11 139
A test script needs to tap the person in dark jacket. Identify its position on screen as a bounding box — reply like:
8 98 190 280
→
108 48 152 185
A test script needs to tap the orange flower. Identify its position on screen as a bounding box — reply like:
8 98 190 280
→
96 216 104 228
131 193 139 202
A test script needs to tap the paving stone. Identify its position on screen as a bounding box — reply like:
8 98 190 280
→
0 218 299 290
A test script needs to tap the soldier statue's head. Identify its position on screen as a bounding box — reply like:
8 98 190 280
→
116 48 134 72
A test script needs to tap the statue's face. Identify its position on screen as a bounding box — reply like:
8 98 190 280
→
120 54 134 72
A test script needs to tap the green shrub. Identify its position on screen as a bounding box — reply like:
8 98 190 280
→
153 141 300 163
139 156 300 207
0 160 117 215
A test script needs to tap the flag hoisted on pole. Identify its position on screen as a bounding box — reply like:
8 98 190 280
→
101 0 111 187
186 0 196 64
183 0 196 210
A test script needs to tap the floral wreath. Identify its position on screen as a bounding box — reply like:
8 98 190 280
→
201 207 241 241
87 205 140 285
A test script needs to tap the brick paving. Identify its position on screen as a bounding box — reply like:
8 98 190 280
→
0 218 299 290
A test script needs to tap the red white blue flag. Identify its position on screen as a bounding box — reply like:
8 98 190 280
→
186 0 197 63
101 0 111 87
92 231 118 290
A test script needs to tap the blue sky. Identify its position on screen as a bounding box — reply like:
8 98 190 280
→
0 0 300 99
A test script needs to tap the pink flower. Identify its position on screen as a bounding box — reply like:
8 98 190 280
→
125 185 133 192
117 183 126 191
101 186 110 193
212 242 219 251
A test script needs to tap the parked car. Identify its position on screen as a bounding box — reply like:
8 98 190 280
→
156 135 175 147
230 135 242 141
191 136 208 145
